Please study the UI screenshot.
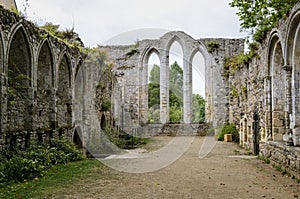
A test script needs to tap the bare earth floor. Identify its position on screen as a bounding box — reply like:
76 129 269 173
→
55 137 300 199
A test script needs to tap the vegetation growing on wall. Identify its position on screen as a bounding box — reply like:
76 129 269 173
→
231 85 239 98
207 40 220 53
40 22 84 49
224 42 258 76
230 0 298 43
126 40 140 57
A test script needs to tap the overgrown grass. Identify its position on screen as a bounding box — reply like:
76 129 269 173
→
104 127 150 149
257 155 270 164
0 159 110 199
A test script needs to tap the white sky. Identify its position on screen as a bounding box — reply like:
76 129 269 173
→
15 0 245 97
15 0 244 46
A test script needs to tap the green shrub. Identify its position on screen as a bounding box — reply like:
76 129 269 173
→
0 138 85 185
49 139 85 162
217 123 239 142
1 156 45 183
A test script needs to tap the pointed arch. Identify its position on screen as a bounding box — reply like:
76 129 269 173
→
139 47 161 124
267 33 284 141
57 52 72 130
165 34 185 54
285 10 300 145
7 25 32 131
36 39 54 130
74 59 85 125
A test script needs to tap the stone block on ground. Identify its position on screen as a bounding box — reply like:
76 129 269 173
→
224 134 232 142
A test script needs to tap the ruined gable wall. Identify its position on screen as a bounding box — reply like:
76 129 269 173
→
100 34 244 134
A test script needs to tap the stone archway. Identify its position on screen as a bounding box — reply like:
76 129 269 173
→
285 10 300 146
57 53 72 131
267 33 285 141
139 31 213 125
7 26 32 132
36 39 54 131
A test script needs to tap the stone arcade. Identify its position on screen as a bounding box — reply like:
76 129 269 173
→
0 6 84 149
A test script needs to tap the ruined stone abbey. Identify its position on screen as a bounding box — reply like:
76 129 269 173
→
0 1 300 177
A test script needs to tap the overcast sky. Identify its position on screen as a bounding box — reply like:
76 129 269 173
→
14 0 245 96
15 0 245 47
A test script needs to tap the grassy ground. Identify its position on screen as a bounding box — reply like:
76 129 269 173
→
0 159 115 199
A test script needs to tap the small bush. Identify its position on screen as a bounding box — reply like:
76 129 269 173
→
217 123 239 142
0 138 85 185
1 156 45 183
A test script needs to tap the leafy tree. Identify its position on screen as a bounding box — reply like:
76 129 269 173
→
169 61 183 122
230 0 298 42
192 94 205 123
148 83 160 109
169 61 183 108
169 105 182 123
149 64 160 84
148 64 160 122
148 61 205 123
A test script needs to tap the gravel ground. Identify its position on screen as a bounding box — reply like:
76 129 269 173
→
53 136 300 199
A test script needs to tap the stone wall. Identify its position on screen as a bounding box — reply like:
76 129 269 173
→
98 32 244 134
0 6 83 150
229 2 300 177
260 142 300 179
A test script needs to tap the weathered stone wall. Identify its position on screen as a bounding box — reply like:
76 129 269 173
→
98 32 244 134
229 1 300 177
260 142 300 179
0 6 83 150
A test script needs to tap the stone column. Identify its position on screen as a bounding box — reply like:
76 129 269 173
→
139 61 148 124
291 64 300 146
160 51 169 124
283 65 293 144
264 75 272 140
183 59 192 124
0 73 4 133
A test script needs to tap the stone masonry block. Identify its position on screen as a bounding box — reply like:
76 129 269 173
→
224 134 232 142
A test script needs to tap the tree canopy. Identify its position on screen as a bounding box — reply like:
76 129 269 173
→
230 0 298 42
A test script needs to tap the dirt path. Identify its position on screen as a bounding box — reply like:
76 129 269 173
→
60 137 300 199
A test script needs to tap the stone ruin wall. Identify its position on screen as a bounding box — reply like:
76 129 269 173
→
98 33 244 135
0 6 84 150
229 2 300 178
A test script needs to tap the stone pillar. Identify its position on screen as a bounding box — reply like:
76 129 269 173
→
183 59 192 124
139 61 148 124
160 51 169 124
283 65 293 144
264 75 272 140
291 63 300 146
0 73 4 133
